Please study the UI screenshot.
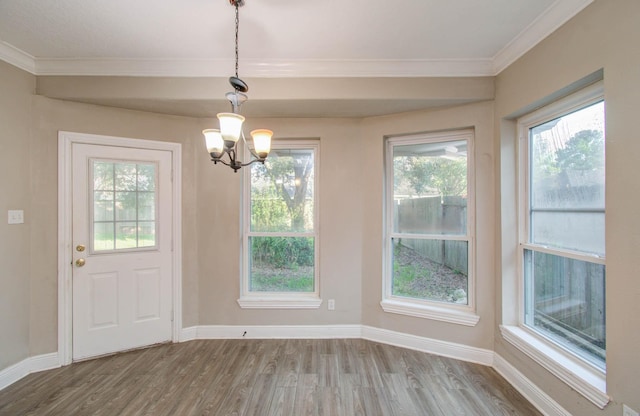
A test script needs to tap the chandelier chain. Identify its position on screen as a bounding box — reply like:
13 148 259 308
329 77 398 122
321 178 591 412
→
234 2 239 79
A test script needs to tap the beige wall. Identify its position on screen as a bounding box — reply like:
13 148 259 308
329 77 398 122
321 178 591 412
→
196 117 364 325
495 0 640 414
1 1 638 414
27 96 203 354
0 61 34 368
360 101 496 349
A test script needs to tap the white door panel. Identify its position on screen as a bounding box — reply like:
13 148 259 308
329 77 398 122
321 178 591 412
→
72 143 173 360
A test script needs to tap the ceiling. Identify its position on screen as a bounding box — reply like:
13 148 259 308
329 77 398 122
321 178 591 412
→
0 0 592 117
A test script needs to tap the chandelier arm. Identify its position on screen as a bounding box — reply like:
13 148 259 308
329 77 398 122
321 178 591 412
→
212 158 231 166
213 154 243 172
240 158 266 168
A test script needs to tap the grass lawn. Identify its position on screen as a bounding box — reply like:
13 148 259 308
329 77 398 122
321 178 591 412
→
250 264 314 292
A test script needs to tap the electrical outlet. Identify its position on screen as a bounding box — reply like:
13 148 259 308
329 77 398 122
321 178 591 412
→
8 210 24 224
623 405 639 416
327 299 335 310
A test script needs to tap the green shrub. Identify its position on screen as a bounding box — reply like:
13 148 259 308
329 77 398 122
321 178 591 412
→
251 236 314 268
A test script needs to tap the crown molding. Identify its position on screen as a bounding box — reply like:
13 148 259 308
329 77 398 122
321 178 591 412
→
0 41 36 74
29 57 495 78
492 0 594 74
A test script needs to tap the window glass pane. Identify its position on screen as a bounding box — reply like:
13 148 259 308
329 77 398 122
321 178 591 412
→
529 101 605 254
524 249 606 369
138 192 155 221
94 191 114 222
115 222 138 249
115 163 138 191
115 191 137 221
94 222 114 251
92 160 158 252
137 221 156 247
93 161 114 190
250 149 314 233
137 164 156 191
393 140 467 235
249 236 314 292
531 211 604 256
392 238 468 304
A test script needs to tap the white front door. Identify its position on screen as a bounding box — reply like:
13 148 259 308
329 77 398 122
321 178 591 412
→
71 143 173 360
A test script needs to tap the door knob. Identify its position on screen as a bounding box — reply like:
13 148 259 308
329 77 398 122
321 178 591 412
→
75 258 86 267
76 244 86 252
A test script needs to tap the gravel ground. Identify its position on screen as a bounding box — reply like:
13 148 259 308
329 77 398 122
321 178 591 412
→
394 244 468 303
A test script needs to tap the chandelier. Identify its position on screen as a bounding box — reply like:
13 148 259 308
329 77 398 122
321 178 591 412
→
202 0 272 172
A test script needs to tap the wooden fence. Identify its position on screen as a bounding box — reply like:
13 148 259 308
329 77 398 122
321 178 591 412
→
395 196 468 275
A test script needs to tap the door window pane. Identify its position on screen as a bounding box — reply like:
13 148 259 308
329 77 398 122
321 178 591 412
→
137 222 156 247
92 161 158 252
94 191 114 222
93 161 114 190
138 192 156 221
115 222 138 249
137 164 156 191
115 191 137 221
115 163 138 191
94 222 115 251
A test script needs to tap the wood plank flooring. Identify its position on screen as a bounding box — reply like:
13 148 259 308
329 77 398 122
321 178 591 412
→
0 339 542 415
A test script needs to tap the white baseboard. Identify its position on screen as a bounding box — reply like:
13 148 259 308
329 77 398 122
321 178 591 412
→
493 354 571 416
0 353 60 391
195 324 362 340
362 325 494 366
180 326 198 342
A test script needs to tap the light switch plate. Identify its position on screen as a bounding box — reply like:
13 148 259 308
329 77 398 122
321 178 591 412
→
8 210 24 224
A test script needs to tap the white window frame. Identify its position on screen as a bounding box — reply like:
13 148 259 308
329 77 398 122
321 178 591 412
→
381 129 479 326
238 139 321 309
501 81 609 408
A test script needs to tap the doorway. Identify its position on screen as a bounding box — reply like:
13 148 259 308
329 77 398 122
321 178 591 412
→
58 132 182 364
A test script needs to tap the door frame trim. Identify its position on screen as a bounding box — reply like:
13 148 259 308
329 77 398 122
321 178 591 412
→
57 131 183 365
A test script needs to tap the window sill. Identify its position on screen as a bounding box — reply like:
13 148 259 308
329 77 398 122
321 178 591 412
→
500 325 609 409
237 296 322 309
380 299 479 326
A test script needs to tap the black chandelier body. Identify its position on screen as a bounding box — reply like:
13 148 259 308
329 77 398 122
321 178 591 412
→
202 0 272 173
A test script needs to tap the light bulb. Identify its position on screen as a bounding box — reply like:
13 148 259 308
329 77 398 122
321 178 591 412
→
203 129 224 158
250 129 273 159
217 113 245 143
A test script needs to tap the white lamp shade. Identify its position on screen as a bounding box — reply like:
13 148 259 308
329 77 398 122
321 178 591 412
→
250 129 273 157
203 129 224 156
217 113 245 143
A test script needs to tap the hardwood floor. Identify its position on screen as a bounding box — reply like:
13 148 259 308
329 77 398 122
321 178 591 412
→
0 339 542 415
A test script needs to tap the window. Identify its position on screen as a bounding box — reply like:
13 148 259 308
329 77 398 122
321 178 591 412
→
239 140 320 309
519 86 606 369
91 160 157 252
500 81 608 407
381 130 478 325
